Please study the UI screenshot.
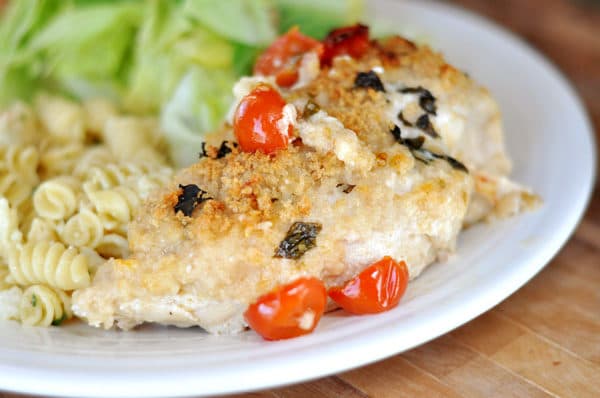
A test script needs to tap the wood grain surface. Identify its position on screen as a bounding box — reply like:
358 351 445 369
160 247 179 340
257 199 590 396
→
2 0 599 398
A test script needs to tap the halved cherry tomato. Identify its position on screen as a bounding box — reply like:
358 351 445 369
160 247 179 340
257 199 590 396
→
233 85 292 154
328 256 409 314
321 24 370 66
254 27 324 87
244 277 327 340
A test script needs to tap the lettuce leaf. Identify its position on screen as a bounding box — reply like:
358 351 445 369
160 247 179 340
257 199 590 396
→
182 0 277 45
275 0 364 38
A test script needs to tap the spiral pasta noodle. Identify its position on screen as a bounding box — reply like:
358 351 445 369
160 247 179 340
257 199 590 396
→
39 141 85 179
26 217 59 244
0 144 40 183
87 186 142 231
8 241 91 290
59 208 104 248
0 94 175 328
72 146 116 178
82 162 157 194
95 233 129 259
33 176 81 221
19 284 72 326
35 94 86 144
0 102 41 146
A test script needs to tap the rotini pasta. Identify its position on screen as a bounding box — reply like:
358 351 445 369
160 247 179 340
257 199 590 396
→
83 98 119 136
8 241 91 290
0 173 33 209
35 94 86 144
33 176 81 221
102 116 160 161
19 284 71 326
0 286 22 321
72 146 116 178
79 247 106 275
59 208 104 248
82 162 157 194
38 141 86 179
87 186 141 231
95 233 129 259
0 102 41 146
0 144 40 183
26 217 59 244
0 95 175 328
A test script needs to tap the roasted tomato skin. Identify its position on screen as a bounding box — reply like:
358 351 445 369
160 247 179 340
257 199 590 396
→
244 277 327 340
321 24 370 66
233 85 292 154
328 256 409 314
254 27 324 87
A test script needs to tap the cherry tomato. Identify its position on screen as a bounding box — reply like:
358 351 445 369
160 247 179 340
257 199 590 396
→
328 256 409 314
244 277 327 340
254 27 324 87
321 24 370 66
233 85 292 154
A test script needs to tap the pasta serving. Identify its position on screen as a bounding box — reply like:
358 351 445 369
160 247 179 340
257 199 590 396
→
0 94 174 326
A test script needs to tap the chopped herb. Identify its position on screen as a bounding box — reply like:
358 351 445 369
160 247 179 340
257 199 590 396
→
174 184 212 217
399 86 425 94
419 92 437 115
199 142 208 158
411 148 468 172
390 124 402 142
399 86 437 115
336 183 356 193
397 111 413 127
415 114 439 138
200 141 237 159
274 222 322 259
411 148 435 164
404 136 425 150
354 71 386 92
216 141 237 159
436 154 468 172
52 313 67 326
303 100 321 118
31 294 37 307
389 125 425 150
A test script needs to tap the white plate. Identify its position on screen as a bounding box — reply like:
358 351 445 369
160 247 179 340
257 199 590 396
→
0 1 596 397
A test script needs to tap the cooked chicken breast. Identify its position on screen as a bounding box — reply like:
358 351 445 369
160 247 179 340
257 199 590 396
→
73 34 536 334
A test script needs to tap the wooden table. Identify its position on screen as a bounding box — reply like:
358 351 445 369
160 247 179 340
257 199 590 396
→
2 1 599 398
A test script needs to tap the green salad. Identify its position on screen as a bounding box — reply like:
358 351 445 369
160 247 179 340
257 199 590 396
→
0 0 363 165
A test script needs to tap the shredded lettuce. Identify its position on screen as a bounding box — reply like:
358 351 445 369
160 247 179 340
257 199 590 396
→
182 0 277 46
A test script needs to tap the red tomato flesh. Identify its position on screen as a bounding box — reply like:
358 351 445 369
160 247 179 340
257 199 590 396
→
233 85 292 154
321 24 370 66
254 27 324 87
244 277 327 340
328 256 409 314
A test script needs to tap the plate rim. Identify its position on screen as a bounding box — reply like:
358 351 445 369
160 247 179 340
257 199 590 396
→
0 0 596 397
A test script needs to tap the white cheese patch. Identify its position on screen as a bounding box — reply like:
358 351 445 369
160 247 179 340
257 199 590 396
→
292 52 321 89
276 103 297 140
298 110 375 171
